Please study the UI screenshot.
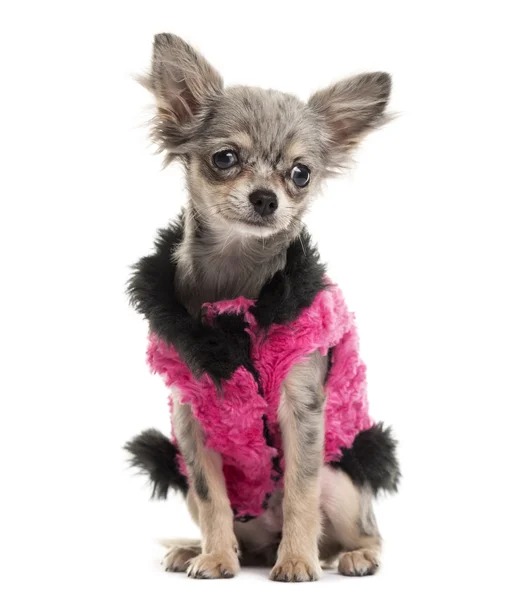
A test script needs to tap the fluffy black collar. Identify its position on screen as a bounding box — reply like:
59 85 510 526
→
127 216 326 385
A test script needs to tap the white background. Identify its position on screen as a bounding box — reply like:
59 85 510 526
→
1 1 523 598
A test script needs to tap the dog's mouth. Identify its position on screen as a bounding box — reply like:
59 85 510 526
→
228 216 279 236
234 215 277 227
218 211 281 236
213 201 288 237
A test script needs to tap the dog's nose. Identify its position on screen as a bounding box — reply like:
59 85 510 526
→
249 189 278 217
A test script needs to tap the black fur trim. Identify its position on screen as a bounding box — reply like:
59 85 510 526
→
250 231 326 327
127 218 256 386
124 428 188 498
324 347 334 384
330 423 400 495
127 217 326 385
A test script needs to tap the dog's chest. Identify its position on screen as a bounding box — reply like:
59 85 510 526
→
175 237 286 317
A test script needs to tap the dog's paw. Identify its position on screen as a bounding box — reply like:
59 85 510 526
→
338 549 380 577
163 543 202 572
270 556 321 582
186 551 240 579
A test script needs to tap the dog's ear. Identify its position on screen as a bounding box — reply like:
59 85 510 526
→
140 34 223 158
308 72 391 166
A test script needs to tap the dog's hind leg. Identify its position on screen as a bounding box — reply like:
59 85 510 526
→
320 466 381 576
161 538 202 572
160 489 204 571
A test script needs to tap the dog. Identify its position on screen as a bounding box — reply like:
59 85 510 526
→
125 33 399 582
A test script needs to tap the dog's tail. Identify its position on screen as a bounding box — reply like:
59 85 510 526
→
124 428 188 499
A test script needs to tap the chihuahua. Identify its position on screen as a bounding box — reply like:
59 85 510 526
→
126 33 399 582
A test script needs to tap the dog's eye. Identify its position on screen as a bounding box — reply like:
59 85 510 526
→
213 150 239 169
290 164 310 188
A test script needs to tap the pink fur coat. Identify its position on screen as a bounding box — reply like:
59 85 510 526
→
147 283 372 519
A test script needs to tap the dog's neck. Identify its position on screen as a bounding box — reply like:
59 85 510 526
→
174 206 297 317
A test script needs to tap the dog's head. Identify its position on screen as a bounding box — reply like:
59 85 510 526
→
142 33 391 237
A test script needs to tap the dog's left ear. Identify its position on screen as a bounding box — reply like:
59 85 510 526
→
308 72 391 165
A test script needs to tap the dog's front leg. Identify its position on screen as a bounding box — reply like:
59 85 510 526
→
270 352 327 582
172 395 240 579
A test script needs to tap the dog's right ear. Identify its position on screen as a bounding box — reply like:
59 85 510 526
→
140 34 223 159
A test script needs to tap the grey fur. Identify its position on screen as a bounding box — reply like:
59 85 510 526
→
172 400 209 501
139 33 391 315
280 351 328 482
358 485 380 538
174 207 291 317
308 72 392 169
